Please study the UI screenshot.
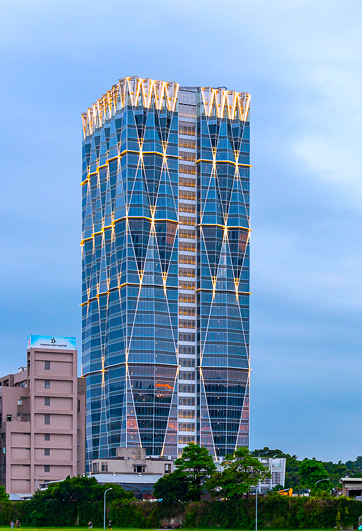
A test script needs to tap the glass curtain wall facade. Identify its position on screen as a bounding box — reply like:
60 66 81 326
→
81 77 251 465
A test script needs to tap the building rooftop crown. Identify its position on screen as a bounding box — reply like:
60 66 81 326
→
82 76 250 138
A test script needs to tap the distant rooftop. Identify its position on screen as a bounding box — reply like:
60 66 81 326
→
91 473 162 485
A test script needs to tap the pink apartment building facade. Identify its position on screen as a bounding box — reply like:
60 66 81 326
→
0 336 85 495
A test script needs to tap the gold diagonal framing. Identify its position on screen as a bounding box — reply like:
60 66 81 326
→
160 367 179 457
235 371 250 450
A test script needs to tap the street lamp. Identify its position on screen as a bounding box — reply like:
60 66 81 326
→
315 478 330 490
35 473 50 491
255 480 259 531
255 453 277 531
104 488 112 530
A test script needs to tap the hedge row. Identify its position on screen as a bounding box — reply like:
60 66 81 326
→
1 495 362 529
182 496 362 529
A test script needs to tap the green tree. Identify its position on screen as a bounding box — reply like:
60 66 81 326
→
27 475 134 526
345 456 362 477
154 470 189 503
299 459 331 490
251 447 358 490
174 442 217 501
207 447 271 499
39 475 132 503
324 461 347 485
42 475 98 502
0 485 9 504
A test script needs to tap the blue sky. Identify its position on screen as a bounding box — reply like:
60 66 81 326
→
1 0 361 463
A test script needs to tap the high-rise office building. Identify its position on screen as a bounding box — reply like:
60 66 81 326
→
81 77 250 464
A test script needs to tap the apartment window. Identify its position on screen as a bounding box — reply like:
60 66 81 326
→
178 423 195 432
179 268 196 278
133 465 145 473
17 400 22 406
179 332 195 342
44 414 50 425
179 164 196 175
44 434 50 441
6 415 11 422
178 410 195 419
272 472 282 484
44 465 50 473
180 151 196 163
179 256 196 265
179 216 196 226
179 281 196 291
44 397 50 406
179 192 196 201
179 243 196 252
45 361 50 370
179 308 196 316
179 138 196 150
179 397 195 406
179 104 196 119
101 462 108 472
164 463 172 474
179 230 196 240
179 358 195 367
179 204 196 213
178 436 195 444
179 123 196 136
92 463 99 473
179 371 195 381
44 448 50 456
45 380 50 389
179 384 195 394
179 178 196 188
179 320 195 329
179 294 196 303
179 346 195 355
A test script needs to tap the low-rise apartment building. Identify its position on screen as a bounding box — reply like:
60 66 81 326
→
91 446 174 475
0 335 85 494
90 447 174 499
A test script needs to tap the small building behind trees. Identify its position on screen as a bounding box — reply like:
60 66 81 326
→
90 447 174 499
255 457 286 494
340 477 362 497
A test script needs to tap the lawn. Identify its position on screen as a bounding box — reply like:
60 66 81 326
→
0 528 340 531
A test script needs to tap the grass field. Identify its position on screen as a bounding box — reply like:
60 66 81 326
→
0 528 340 531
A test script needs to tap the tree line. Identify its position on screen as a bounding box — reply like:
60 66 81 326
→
154 443 270 503
0 443 359 528
251 447 358 489
0 476 362 529
154 443 348 503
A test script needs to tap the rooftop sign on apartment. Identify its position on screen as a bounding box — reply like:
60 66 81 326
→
27 335 76 350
